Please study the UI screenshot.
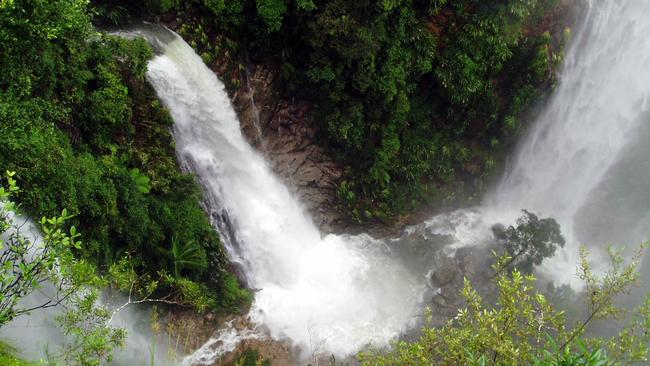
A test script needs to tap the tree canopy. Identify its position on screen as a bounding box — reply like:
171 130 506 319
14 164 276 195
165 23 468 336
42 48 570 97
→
492 209 566 274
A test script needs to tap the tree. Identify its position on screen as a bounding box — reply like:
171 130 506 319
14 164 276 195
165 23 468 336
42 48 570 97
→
0 171 82 325
0 171 124 365
107 255 219 314
255 0 287 32
54 290 126 366
358 246 649 366
492 209 565 274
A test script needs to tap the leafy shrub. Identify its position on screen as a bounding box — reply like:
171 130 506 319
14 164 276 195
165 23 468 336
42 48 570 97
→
359 248 650 365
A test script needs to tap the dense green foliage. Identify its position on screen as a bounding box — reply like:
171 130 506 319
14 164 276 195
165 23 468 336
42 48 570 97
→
97 0 564 220
235 349 270 366
0 341 35 366
0 0 248 312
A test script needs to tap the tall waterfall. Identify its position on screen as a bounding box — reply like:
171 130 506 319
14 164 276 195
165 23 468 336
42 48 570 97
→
144 29 426 359
409 0 650 287
487 0 650 283
141 0 650 361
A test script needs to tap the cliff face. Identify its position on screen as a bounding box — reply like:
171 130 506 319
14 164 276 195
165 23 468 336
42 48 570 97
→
230 65 346 233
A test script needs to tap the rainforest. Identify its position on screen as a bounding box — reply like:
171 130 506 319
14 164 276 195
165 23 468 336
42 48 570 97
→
0 0 649 365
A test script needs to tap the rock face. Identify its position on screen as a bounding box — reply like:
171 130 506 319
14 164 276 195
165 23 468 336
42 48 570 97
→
162 311 298 365
426 242 502 325
230 65 345 232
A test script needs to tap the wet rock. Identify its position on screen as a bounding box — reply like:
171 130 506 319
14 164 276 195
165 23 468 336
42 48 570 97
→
231 65 345 233
220 337 297 366
295 165 322 185
233 317 247 332
162 308 221 354
429 257 458 288
163 311 300 366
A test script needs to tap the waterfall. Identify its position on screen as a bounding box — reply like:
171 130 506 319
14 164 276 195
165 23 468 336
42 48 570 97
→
412 0 650 287
142 28 427 360
488 0 650 283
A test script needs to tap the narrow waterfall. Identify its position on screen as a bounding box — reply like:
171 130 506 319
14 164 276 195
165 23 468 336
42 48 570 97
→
144 29 426 359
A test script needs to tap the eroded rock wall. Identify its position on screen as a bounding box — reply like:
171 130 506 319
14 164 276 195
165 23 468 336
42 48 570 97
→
230 66 345 233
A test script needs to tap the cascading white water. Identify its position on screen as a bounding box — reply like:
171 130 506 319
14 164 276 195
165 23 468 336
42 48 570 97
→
143 30 427 360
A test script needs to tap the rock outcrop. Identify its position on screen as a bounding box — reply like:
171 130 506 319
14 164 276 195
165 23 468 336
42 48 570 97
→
230 65 345 232
162 311 298 365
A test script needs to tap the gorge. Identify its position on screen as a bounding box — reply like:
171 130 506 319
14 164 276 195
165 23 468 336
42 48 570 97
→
1 0 650 365
142 0 650 362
